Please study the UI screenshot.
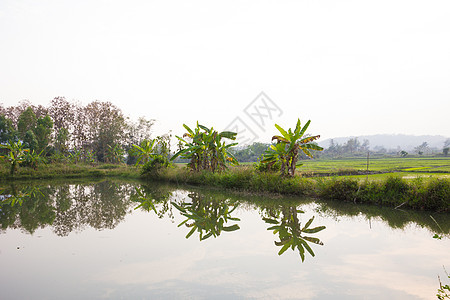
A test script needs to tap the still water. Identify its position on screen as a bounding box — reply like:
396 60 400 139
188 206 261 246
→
0 180 449 299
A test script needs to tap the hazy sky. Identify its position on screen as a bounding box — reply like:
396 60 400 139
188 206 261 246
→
1 0 449 142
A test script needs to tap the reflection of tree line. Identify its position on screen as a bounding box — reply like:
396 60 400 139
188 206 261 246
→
0 181 135 236
1 181 327 261
2 181 447 260
313 199 450 237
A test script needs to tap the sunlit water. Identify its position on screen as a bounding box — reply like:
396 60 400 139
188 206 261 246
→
0 180 449 299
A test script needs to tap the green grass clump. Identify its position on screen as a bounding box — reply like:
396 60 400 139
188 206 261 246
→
420 179 450 211
319 178 359 202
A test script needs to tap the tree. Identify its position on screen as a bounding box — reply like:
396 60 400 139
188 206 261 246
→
444 139 450 148
35 115 53 153
0 140 29 175
343 138 360 154
17 107 37 139
415 142 430 155
83 101 127 162
23 130 38 151
261 119 323 177
55 127 70 153
361 139 370 152
171 122 238 172
132 139 157 166
0 115 17 143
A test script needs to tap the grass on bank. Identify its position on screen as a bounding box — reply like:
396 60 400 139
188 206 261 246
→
1 157 449 212
0 162 140 180
145 165 450 212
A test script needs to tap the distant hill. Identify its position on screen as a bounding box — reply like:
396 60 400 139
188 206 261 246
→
318 134 449 151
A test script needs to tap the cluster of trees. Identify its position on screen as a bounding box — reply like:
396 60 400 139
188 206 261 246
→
171 119 322 177
0 97 157 166
322 138 370 158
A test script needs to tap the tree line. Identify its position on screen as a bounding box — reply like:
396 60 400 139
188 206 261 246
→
0 97 157 165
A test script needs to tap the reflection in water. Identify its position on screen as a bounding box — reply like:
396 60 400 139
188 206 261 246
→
1 180 449 299
1 181 135 236
1 180 448 241
263 207 325 261
131 186 173 219
171 192 240 241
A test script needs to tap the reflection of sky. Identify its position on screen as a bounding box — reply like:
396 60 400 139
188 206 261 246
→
0 203 449 300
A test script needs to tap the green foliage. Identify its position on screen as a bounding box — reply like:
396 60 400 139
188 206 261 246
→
23 130 38 151
17 107 37 139
141 154 171 176
423 179 450 211
23 149 46 170
263 207 325 261
132 139 156 166
68 149 82 164
0 115 17 143
171 122 238 173
105 144 124 164
35 115 53 153
320 178 359 202
55 128 70 154
437 267 450 299
254 155 281 172
171 193 240 241
260 119 323 177
0 140 29 176
382 176 410 205
230 142 272 162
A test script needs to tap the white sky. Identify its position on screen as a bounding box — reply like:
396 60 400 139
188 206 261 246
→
1 0 449 142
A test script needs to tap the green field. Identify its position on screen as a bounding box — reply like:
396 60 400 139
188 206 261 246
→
297 157 450 179
239 157 450 180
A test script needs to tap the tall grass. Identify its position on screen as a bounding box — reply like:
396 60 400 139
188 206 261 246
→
0 162 140 180
146 167 449 212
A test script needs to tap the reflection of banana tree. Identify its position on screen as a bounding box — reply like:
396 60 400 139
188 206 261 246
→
0 186 43 207
132 187 158 213
264 207 325 261
131 186 173 218
171 194 240 240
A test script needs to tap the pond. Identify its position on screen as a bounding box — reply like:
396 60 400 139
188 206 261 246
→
0 180 449 299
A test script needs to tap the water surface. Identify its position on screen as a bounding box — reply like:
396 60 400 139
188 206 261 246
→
1 180 449 299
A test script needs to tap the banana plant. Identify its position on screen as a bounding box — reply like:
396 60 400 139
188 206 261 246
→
24 149 45 170
171 192 240 241
261 119 323 176
0 140 29 176
132 139 157 166
68 148 82 164
171 122 238 172
263 207 326 262
106 144 124 164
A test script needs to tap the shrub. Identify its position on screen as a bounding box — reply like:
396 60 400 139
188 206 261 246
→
422 179 450 211
254 157 281 173
321 178 359 202
358 181 383 204
382 176 410 205
141 155 171 176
